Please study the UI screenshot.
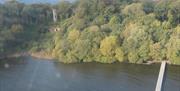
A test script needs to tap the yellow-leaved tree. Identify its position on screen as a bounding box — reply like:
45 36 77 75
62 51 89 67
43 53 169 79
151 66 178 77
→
100 36 118 56
99 36 122 63
67 29 80 42
166 26 180 65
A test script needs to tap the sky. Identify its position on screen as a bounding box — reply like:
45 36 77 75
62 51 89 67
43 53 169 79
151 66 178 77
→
0 0 75 4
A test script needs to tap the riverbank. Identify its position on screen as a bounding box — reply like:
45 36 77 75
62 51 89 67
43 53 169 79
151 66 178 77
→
0 52 28 59
26 52 174 65
0 52 175 65
140 60 171 65
0 51 53 60
30 51 54 60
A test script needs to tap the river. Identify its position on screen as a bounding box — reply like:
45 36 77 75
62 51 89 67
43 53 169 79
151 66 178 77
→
0 56 180 91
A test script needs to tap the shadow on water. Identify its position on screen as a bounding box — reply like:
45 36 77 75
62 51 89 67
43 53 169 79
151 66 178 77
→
0 56 179 91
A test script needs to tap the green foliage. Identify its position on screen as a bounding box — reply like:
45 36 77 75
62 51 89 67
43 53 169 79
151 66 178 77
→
55 1 73 20
128 51 139 63
137 42 150 62
65 51 79 63
11 24 23 33
1 0 180 65
143 1 154 14
109 15 121 26
122 3 145 17
73 39 91 61
166 26 180 65
149 43 166 61
167 0 180 26
92 15 106 25
100 36 118 56
67 29 80 42
115 47 125 62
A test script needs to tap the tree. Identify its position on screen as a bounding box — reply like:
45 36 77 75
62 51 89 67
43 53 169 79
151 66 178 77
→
149 43 166 61
143 1 154 14
137 41 151 62
67 29 80 42
108 15 123 35
122 22 151 63
65 51 79 63
115 47 125 62
92 15 106 26
122 3 145 17
98 36 118 63
22 4 52 24
100 36 118 56
55 1 73 20
166 26 180 64
73 39 91 61
1 0 180 65
128 51 139 63
11 24 23 33
154 1 169 21
80 28 105 62
167 0 180 26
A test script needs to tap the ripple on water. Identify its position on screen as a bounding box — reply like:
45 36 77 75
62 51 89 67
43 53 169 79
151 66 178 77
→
0 57 180 91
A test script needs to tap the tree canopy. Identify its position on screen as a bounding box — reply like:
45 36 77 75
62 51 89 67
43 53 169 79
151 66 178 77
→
0 0 180 65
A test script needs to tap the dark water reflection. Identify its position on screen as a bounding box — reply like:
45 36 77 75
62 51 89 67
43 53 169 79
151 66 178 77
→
0 56 179 91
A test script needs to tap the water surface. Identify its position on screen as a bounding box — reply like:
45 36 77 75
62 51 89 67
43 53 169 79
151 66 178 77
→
0 56 180 91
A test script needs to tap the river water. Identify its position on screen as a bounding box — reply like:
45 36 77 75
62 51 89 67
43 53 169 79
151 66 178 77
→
0 56 179 91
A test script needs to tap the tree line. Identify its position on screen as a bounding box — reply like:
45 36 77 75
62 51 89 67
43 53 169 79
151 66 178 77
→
0 0 53 56
0 0 180 64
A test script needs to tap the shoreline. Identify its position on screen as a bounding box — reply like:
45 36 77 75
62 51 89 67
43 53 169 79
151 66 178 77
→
30 52 54 60
0 52 175 65
0 52 53 60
